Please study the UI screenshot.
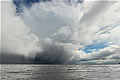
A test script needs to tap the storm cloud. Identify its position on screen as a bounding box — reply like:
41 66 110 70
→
1 0 120 64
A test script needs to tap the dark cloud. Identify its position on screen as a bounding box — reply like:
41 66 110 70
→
34 44 73 64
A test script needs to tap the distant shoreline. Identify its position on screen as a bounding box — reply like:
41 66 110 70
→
0 63 120 65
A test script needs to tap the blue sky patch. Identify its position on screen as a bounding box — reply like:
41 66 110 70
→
79 42 108 53
13 0 52 13
13 0 83 13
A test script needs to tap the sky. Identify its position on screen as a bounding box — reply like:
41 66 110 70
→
1 0 120 64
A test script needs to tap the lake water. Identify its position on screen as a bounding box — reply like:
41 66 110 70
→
0 64 120 80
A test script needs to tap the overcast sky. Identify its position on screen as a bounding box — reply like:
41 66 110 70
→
1 0 120 64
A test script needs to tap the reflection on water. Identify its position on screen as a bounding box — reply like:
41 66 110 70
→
1 64 120 80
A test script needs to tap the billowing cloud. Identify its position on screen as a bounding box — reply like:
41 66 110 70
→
1 0 120 64
1 1 42 59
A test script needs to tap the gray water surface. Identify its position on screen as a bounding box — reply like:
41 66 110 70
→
0 64 120 80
